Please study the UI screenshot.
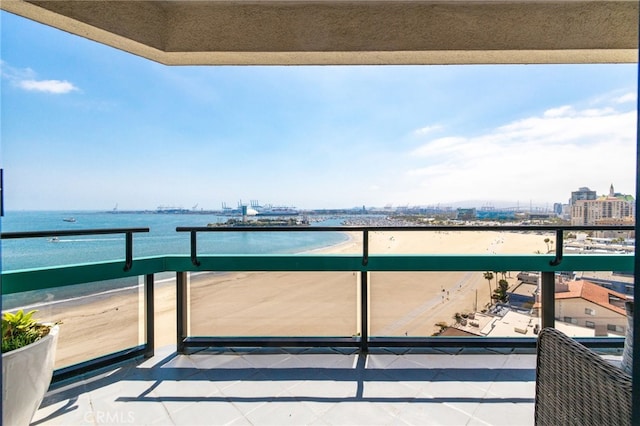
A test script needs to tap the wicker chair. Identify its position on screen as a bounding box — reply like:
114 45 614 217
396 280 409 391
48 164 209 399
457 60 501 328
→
535 327 632 426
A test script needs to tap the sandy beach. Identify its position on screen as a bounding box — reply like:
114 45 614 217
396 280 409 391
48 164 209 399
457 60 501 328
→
36 230 553 369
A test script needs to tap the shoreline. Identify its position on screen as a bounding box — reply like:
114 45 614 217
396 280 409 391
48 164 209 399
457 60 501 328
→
2 232 354 313
301 230 361 254
20 230 553 369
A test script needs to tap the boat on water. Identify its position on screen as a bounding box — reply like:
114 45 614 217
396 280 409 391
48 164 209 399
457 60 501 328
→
208 217 309 227
249 200 299 216
257 206 299 216
156 206 190 214
63 217 76 223
48 237 60 243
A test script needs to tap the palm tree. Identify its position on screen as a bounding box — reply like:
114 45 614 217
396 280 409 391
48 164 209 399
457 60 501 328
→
483 271 494 306
494 279 509 303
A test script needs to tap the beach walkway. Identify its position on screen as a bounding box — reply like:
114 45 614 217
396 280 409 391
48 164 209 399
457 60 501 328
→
33 345 537 425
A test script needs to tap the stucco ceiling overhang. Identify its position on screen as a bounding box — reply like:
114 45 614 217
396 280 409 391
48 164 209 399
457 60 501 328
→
1 0 638 65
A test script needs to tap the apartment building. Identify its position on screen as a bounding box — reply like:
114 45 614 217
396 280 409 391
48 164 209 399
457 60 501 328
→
571 184 634 226
554 280 628 336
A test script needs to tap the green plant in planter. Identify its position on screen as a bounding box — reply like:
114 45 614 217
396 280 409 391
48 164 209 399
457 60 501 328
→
1 310 51 353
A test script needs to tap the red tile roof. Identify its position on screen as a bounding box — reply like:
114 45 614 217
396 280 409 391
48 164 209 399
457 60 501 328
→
555 280 626 316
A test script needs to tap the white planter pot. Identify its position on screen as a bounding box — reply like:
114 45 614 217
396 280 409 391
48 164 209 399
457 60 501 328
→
2 325 59 426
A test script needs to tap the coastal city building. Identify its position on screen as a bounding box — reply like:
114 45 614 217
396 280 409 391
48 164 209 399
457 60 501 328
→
570 184 635 229
553 280 628 336
570 186 597 205
558 186 598 221
446 309 598 338
553 202 563 216
575 271 635 296
456 208 477 220
448 276 628 338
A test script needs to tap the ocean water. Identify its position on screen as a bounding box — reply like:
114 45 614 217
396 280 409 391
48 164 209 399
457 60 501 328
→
2 211 350 311
1 211 349 271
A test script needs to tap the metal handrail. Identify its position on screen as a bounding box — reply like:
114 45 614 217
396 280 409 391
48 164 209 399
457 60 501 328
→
176 225 635 231
1 228 150 238
174 224 634 353
1 227 154 370
1 227 150 271
177 224 634 268
1 225 633 381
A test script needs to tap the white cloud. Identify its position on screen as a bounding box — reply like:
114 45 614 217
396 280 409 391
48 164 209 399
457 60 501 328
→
543 105 573 118
0 60 35 80
613 92 637 104
18 79 78 94
412 125 442 136
410 136 468 157
404 96 636 204
1 61 78 94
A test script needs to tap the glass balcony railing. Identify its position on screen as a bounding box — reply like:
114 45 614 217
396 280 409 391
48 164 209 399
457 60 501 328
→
1 225 633 383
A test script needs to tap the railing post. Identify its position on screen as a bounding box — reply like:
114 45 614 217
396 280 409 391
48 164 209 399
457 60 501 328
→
176 271 188 353
360 230 369 353
360 271 369 353
144 273 154 358
541 271 555 329
124 231 133 271
190 231 200 266
1 168 4 217
549 229 564 266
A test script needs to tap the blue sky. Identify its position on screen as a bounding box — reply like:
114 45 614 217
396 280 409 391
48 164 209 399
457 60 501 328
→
1 11 637 211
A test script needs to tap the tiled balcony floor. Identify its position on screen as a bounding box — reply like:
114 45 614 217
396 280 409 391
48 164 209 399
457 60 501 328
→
33 346 538 426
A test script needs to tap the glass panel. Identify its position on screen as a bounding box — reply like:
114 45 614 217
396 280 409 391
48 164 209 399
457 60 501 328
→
189 272 358 337
153 272 177 348
2 276 144 369
370 271 542 337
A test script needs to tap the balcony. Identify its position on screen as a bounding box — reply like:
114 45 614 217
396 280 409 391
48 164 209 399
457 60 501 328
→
1 1 637 424
2 225 632 425
33 345 540 425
